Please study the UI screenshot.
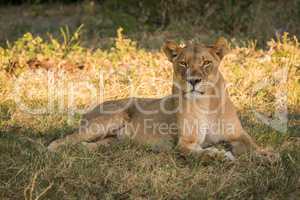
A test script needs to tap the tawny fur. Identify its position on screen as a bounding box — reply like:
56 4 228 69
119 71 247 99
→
48 38 267 160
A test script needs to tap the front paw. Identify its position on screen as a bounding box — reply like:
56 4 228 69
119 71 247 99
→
224 151 236 161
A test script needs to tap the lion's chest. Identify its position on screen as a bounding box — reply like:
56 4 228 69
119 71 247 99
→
180 108 225 146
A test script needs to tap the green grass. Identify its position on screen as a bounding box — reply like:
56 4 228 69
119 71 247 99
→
0 8 300 199
1 133 299 199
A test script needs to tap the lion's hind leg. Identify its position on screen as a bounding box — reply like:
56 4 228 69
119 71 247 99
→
82 137 118 151
47 112 129 152
229 132 260 156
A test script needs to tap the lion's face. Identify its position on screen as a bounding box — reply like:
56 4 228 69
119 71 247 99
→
163 38 228 99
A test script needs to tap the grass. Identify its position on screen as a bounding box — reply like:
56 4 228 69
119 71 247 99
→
1 135 300 199
0 10 300 199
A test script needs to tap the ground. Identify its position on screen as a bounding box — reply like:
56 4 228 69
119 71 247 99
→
0 3 300 200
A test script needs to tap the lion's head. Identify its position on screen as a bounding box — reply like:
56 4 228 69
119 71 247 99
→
163 38 228 99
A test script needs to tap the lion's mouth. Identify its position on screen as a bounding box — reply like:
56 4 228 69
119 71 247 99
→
193 90 205 95
184 90 205 95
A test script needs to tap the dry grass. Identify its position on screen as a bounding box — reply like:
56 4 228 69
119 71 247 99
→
0 23 299 199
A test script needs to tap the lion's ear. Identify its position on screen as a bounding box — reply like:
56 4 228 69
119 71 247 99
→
211 37 229 59
163 40 180 62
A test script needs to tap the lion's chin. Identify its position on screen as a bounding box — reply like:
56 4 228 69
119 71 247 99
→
183 91 205 100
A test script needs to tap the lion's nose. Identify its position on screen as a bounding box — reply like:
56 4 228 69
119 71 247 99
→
187 78 201 86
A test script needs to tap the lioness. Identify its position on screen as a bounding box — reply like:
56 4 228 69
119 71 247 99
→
48 38 266 160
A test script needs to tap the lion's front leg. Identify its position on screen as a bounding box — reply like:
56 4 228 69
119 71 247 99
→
177 135 235 161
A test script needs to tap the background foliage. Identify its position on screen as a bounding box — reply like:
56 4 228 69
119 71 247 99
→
1 0 300 47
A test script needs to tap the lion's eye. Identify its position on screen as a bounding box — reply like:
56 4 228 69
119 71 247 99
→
202 60 213 73
178 61 187 68
203 60 212 66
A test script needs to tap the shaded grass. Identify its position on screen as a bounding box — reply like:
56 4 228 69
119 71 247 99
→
0 132 299 200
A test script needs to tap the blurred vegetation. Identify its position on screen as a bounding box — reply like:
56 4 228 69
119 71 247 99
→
1 0 300 48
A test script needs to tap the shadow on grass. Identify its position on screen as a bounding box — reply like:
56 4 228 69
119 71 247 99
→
0 110 299 199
